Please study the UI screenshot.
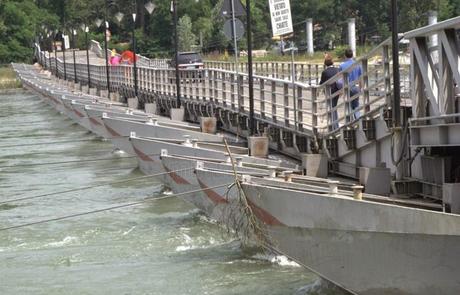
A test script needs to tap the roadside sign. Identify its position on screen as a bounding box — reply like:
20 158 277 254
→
268 0 293 37
220 0 245 18
64 35 70 50
223 18 245 41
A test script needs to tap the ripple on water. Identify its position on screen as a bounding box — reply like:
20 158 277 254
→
0 90 341 295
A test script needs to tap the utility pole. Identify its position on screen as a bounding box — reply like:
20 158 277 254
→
391 0 401 127
306 18 313 56
173 0 181 108
72 29 77 83
104 0 111 92
246 0 255 135
54 37 58 78
85 26 91 88
62 31 67 80
132 3 139 99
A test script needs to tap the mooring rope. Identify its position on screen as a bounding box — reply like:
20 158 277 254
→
0 155 137 169
0 183 233 232
0 138 97 149
0 166 192 205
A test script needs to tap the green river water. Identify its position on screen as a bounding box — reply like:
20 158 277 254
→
0 90 345 295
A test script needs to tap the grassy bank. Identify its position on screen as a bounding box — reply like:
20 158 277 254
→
203 45 374 64
0 66 21 89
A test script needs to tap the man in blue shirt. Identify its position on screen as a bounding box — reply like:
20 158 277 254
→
339 48 362 120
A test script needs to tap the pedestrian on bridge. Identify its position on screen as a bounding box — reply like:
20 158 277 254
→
339 48 362 120
320 53 340 130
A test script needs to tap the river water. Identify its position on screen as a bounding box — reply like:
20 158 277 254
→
0 90 344 295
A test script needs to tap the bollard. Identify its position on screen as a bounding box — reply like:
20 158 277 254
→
284 171 293 182
268 166 277 178
352 185 364 200
196 160 204 170
192 139 199 148
146 117 159 126
183 135 193 147
235 157 244 167
328 180 339 196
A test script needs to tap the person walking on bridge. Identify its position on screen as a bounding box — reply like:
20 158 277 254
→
339 48 362 120
320 53 340 130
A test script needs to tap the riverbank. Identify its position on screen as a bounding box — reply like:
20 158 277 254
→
0 66 22 90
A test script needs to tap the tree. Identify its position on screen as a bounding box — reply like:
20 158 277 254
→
177 15 197 52
0 0 59 63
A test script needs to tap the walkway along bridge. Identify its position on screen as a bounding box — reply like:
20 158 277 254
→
34 17 460 207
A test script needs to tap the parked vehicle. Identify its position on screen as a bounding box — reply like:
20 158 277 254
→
169 52 204 83
170 52 204 69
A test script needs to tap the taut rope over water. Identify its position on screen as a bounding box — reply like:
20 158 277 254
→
0 166 193 205
0 183 233 232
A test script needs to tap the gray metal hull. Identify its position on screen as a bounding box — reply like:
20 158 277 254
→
102 116 224 154
84 107 113 138
241 183 460 295
70 102 93 131
160 156 213 215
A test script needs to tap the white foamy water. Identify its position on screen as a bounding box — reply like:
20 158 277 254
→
44 236 79 248
252 253 301 267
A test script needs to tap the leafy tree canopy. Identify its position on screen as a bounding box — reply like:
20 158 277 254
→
0 0 458 63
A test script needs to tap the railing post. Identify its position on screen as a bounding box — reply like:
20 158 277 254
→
230 73 236 110
344 72 351 123
260 79 265 118
383 45 391 106
362 59 370 112
222 72 227 107
325 83 333 132
297 85 303 131
208 69 213 102
315 65 320 85
284 83 289 127
214 70 219 104
238 75 244 111
271 80 277 123
281 63 285 79
311 87 318 136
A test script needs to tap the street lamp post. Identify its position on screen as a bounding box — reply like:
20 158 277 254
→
172 0 181 108
103 1 112 92
62 31 67 80
54 32 59 78
45 30 51 70
72 29 78 83
84 25 91 88
132 8 139 98
38 34 43 67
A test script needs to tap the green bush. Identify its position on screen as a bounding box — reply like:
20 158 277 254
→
334 46 348 59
